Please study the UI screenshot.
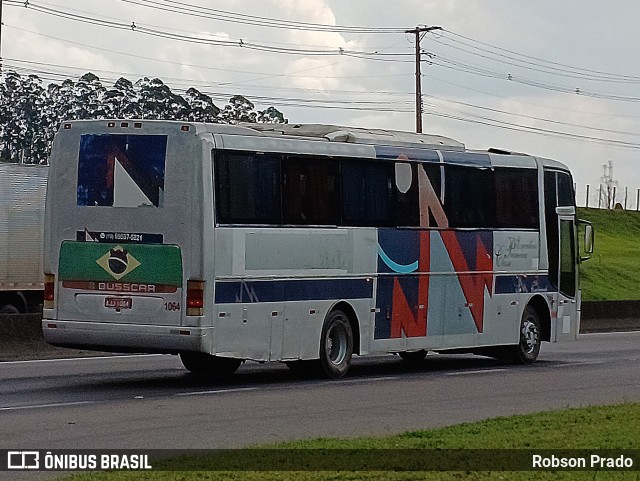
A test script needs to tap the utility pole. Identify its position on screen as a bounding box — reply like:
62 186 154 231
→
406 25 441 133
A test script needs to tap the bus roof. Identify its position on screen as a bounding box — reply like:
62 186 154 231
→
56 120 570 171
242 123 465 151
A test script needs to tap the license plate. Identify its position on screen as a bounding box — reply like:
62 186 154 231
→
105 297 132 310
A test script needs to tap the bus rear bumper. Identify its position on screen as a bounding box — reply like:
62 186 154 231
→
41 319 210 354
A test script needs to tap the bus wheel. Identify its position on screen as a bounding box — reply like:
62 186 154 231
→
511 305 541 364
319 309 353 379
179 352 241 377
399 350 427 363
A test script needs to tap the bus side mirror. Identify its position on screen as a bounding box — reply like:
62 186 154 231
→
578 219 594 262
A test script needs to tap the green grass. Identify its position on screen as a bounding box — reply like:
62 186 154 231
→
56 403 640 481
577 208 640 300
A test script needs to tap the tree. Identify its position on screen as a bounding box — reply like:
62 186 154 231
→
136 77 189 120
184 87 220 122
102 77 140 118
0 71 288 164
0 72 50 163
73 73 107 119
220 94 257 124
258 106 287 124
47 78 76 123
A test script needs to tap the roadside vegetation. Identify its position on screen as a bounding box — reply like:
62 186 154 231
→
57 403 640 481
578 207 640 300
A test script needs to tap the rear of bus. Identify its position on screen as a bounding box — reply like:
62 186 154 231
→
42 120 211 354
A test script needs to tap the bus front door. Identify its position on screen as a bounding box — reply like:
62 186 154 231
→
555 214 579 341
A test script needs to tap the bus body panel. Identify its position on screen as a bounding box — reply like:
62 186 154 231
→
42 120 583 370
212 227 377 361
56 241 183 325
43 121 206 351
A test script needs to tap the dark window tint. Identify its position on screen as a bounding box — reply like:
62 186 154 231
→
421 163 441 198
419 163 443 227
395 163 420 226
559 219 576 297
444 166 495 228
282 156 340 225
342 160 394 226
544 170 559 288
557 171 575 207
495 168 539 229
214 152 280 224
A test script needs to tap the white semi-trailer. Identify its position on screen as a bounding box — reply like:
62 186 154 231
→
0 162 48 313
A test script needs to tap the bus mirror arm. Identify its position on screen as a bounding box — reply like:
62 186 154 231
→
577 219 594 262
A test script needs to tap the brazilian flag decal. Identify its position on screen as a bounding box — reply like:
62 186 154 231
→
59 241 183 286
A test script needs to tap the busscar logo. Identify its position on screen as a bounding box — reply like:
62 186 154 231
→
7 451 40 470
96 246 141 280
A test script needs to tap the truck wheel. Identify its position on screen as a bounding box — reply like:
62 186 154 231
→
319 309 353 379
0 304 21 315
179 352 241 377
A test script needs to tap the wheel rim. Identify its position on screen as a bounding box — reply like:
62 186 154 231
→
326 322 348 366
521 318 539 354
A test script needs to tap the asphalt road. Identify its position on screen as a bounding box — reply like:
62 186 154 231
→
1 332 639 454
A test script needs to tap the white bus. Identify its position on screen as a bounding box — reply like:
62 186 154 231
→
42 120 593 378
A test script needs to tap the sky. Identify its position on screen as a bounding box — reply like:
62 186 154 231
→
3 0 640 208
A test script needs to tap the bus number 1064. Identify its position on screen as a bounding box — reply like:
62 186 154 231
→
164 302 180 311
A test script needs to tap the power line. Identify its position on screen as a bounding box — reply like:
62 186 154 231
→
441 28 640 81
4 1 412 58
427 110 640 150
428 57 640 102
9 58 640 149
427 95 640 138
424 73 640 119
3 24 414 85
433 36 640 84
115 0 406 34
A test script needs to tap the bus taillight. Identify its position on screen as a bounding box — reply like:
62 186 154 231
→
44 274 55 309
186 280 205 316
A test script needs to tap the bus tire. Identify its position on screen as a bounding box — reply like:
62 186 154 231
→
398 350 427 363
179 352 241 377
319 308 353 379
510 305 541 364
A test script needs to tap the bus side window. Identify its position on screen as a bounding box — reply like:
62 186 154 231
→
557 172 575 207
494 168 539 229
394 162 420 227
444 165 496 228
342 160 394 226
282 156 340 225
214 151 281 224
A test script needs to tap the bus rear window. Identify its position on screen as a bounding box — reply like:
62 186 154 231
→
77 134 167 208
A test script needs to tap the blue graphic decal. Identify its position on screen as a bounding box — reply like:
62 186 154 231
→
215 278 373 304
374 146 492 167
441 151 491 167
77 134 167 208
377 245 418 273
495 275 553 294
375 146 440 162
377 229 420 274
